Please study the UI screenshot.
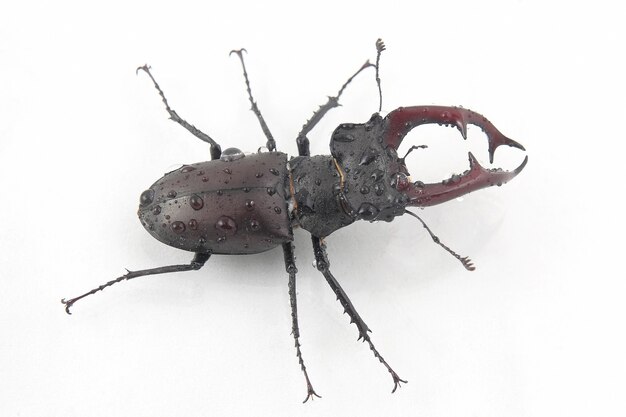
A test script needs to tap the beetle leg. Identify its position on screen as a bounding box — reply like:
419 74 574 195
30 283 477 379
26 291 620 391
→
230 49 276 152
61 252 211 314
296 60 374 156
283 243 321 403
311 237 407 393
137 65 222 160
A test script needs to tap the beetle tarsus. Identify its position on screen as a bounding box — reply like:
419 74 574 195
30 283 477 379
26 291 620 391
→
302 381 322 403
61 253 211 314
136 63 150 75
229 48 247 57
283 243 320 403
61 298 74 315
390 370 408 393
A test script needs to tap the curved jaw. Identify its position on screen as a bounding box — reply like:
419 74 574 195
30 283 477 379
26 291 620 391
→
384 106 526 163
408 152 528 207
382 106 527 207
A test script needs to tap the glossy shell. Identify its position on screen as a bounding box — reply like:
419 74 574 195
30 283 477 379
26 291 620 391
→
330 115 409 223
137 152 292 255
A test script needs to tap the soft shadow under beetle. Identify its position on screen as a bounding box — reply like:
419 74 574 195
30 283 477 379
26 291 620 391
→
62 40 527 402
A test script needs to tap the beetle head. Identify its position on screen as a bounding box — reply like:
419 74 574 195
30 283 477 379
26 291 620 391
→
330 113 411 223
330 106 527 221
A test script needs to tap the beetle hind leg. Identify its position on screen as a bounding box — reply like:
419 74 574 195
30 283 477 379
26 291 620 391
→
61 252 211 314
230 49 276 152
136 65 222 160
283 243 321 403
311 237 407 393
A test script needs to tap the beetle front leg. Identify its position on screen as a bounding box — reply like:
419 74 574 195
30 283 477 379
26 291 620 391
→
311 237 407 393
137 65 222 160
283 243 321 403
61 252 211 314
296 61 373 156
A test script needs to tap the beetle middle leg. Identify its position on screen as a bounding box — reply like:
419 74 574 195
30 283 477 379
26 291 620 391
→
61 252 211 314
136 65 222 160
283 243 321 403
311 237 407 393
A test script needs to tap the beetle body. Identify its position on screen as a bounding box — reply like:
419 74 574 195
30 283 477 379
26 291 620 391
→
63 41 527 402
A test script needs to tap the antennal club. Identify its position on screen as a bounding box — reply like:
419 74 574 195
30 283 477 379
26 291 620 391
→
405 210 475 271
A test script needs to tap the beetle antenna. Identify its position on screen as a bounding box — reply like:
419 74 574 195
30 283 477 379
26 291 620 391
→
405 210 475 271
375 38 386 112
400 145 428 164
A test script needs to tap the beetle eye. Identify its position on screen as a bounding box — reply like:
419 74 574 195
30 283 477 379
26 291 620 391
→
391 172 410 191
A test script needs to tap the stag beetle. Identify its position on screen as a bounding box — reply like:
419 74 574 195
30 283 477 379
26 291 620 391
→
62 40 527 402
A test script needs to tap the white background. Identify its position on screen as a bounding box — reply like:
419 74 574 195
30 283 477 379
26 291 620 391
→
1 1 624 416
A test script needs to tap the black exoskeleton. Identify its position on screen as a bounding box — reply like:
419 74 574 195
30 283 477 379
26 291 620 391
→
62 40 527 402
